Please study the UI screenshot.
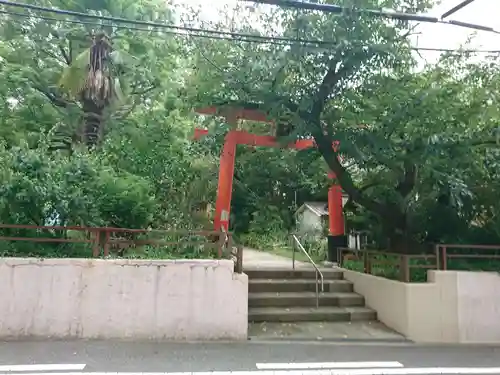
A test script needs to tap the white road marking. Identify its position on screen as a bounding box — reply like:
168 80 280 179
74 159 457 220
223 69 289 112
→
256 362 404 369
0 365 86 372
3 369 500 375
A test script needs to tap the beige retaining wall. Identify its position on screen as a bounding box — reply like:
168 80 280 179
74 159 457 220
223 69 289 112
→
343 269 500 343
0 258 248 340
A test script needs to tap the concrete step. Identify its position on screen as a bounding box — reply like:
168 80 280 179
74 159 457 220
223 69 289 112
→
248 279 353 293
244 268 344 280
248 292 365 308
249 306 377 322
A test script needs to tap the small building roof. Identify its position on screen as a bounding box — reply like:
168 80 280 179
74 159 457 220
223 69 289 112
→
295 201 329 217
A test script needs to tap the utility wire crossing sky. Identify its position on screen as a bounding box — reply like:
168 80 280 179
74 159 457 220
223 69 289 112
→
180 0 500 62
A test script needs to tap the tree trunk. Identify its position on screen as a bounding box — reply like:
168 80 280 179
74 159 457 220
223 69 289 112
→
81 99 104 148
387 231 410 253
382 210 424 254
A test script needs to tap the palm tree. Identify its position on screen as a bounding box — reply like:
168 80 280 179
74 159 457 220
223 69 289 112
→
59 32 127 148
3 0 173 151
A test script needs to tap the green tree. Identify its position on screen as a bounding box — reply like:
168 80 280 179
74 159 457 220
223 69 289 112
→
186 0 500 251
0 0 179 149
0 0 220 256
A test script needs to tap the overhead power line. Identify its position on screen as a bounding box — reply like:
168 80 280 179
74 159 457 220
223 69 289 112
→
441 0 476 19
240 0 500 34
241 0 439 22
2 0 500 35
0 0 286 43
0 4 499 55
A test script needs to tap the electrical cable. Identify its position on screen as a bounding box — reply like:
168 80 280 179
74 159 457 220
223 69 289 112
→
0 0 307 45
240 0 500 34
1 9 499 54
441 0 476 19
0 0 499 47
0 9 335 48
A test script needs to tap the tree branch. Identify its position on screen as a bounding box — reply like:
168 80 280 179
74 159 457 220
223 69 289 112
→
396 160 417 198
303 50 391 216
409 136 499 155
309 47 378 119
469 138 499 147
131 85 158 96
310 61 344 118
59 45 71 65
311 124 387 216
33 86 71 108
111 102 139 121
39 48 66 66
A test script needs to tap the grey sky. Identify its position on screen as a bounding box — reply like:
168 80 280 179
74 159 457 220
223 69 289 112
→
413 0 500 63
176 0 500 64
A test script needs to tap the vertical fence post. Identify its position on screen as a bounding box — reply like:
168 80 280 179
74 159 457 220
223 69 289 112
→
92 229 100 257
400 254 410 282
435 244 441 270
442 246 448 270
103 229 111 257
236 245 243 273
363 250 369 274
217 231 224 258
227 234 234 258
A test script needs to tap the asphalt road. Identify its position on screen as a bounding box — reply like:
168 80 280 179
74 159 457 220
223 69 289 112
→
1 340 500 374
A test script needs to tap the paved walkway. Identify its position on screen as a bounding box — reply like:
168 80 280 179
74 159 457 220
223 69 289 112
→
243 247 310 269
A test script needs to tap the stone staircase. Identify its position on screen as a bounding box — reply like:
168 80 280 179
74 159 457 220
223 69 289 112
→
246 268 377 323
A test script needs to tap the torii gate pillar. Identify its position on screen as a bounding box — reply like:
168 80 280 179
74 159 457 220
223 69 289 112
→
328 171 347 263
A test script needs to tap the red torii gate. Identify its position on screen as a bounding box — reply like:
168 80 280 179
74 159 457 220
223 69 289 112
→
194 105 346 260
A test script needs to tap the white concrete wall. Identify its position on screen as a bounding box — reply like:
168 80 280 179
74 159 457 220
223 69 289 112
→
343 269 500 344
456 271 500 343
0 258 248 340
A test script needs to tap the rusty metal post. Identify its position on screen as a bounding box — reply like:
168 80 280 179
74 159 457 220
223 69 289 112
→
366 252 372 274
227 234 234 257
400 254 410 282
236 245 243 273
217 231 224 258
363 250 369 274
103 230 111 257
435 244 441 270
92 229 100 257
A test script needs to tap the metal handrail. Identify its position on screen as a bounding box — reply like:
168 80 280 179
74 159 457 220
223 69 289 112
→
291 234 324 308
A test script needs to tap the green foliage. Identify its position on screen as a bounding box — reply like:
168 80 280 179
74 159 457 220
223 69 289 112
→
0 0 221 258
3 0 500 263
0 0 179 148
0 143 155 227
186 0 500 253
